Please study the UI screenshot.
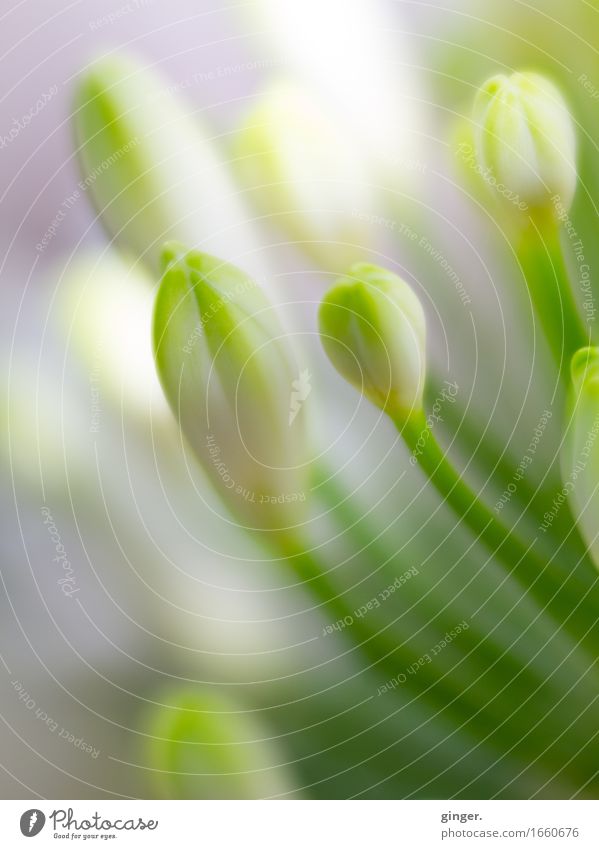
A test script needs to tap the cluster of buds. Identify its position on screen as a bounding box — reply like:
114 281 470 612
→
72 53 598 578
62 39 599 804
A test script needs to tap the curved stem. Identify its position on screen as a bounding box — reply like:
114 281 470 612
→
517 217 589 377
397 410 599 655
308 466 588 689
263 526 599 781
255 682 529 798
431 375 593 572
311 458 598 688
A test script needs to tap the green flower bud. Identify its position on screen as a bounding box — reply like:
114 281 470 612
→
231 82 373 266
144 689 298 799
153 245 310 531
473 71 577 219
318 263 426 420
562 347 599 568
73 55 258 273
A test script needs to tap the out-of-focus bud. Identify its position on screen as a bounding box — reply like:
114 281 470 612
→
2 358 89 500
562 347 599 569
72 54 260 274
144 689 298 799
231 82 374 266
57 251 168 422
245 0 423 174
473 71 577 219
153 245 310 532
318 263 426 420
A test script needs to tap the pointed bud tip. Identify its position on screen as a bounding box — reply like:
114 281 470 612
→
159 241 189 273
571 346 599 390
473 70 577 217
563 346 599 571
153 251 310 531
319 263 426 419
74 52 156 119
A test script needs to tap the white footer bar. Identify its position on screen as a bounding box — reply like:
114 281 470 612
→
1 800 597 847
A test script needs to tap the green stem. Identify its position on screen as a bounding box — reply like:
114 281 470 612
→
311 457 599 690
397 410 599 654
256 681 552 798
426 374 599 594
264 525 599 782
430 375 589 556
308 466 583 690
517 217 589 376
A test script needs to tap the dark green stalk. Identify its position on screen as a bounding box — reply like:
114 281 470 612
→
517 216 589 377
264 526 599 782
397 411 599 655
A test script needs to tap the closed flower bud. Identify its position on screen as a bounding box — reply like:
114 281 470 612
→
473 71 577 219
73 54 259 274
153 245 310 531
145 688 298 799
57 251 168 421
562 347 599 568
231 82 373 266
318 263 426 420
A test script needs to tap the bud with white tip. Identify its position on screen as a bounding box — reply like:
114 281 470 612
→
231 82 374 266
318 263 426 421
73 54 260 274
473 71 577 220
562 347 599 569
153 245 310 532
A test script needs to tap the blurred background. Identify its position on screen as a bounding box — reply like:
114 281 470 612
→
1 0 598 799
